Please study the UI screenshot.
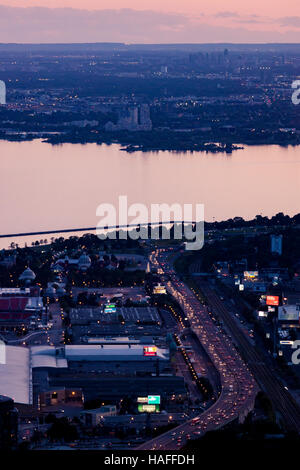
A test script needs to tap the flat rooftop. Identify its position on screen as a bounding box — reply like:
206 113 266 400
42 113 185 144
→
0 345 30 404
65 344 168 361
119 307 161 324
70 306 161 325
29 344 169 365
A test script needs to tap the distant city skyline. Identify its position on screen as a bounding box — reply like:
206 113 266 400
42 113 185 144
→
0 1 299 43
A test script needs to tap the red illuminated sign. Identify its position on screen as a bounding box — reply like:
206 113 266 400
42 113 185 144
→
266 295 280 306
143 346 157 357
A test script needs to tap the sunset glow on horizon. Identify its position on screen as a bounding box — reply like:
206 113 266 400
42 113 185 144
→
1 0 299 17
0 1 299 43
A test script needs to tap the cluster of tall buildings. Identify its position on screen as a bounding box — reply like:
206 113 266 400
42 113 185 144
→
105 104 152 131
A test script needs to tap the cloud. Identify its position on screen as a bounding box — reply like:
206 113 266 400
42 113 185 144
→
232 18 263 25
0 6 189 42
0 5 299 43
214 11 241 19
213 11 268 25
279 16 300 28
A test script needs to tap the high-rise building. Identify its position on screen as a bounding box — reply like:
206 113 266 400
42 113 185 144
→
0 80 6 105
105 104 152 131
271 234 283 256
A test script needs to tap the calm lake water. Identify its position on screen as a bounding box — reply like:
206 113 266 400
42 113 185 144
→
1 140 300 249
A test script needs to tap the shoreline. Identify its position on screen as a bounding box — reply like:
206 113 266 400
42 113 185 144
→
1 131 300 153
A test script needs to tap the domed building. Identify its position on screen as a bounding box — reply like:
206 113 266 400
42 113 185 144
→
78 253 91 271
44 285 56 299
19 267 36 285
56 286 66 297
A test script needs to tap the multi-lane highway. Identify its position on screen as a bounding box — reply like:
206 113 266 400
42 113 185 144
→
138 248 258 450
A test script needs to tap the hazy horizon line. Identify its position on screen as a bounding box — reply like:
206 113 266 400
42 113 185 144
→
0 41 300 45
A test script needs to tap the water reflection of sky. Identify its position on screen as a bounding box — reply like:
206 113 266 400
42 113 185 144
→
1 140 300 248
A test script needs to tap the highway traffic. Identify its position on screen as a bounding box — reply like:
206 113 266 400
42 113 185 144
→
138 248 258 450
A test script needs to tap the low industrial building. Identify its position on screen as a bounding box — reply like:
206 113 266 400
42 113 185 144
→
80 405 117 426
48 375 186 404
1 342 184 411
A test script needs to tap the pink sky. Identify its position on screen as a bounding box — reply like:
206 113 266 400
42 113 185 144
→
1 0 298 17
0 1 299 42
0 0 300 17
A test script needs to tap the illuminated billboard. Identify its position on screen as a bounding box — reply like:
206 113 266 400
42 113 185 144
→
278 305 299 322
138 404 160 413
258 311 267 318
104 303 116 314
148 395 160 405
244 271 259 281
137 397 148 404
143 346 157 357
266 295 280 306
153 284 167 295
137 396 161 406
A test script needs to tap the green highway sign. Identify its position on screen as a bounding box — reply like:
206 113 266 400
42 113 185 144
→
148 395 160 405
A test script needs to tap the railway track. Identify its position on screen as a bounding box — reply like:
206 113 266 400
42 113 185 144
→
200 283 300 433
